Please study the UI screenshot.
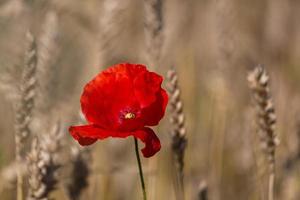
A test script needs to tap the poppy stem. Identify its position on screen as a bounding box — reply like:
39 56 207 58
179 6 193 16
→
134 137 147 200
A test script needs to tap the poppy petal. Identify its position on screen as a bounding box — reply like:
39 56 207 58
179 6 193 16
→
141 89 168 126
69 124 110 145
109 128 161 157
106 63 147 78
80 71 135 129
70 125 160 157
132 127 161 157
80 63 154 131
134 71 163 108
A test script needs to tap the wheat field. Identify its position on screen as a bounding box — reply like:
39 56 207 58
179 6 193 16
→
0 0 300 200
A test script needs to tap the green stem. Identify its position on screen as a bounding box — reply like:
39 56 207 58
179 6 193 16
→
134 137 147 200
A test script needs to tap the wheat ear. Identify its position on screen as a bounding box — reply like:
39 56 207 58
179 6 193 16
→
247 65 279 200
143 0 164 69
167 68 187 200
38 10 58 69
15 31 37 200
65 144 91 200
37 10 59 103
27 122 63 200
97 0 129 66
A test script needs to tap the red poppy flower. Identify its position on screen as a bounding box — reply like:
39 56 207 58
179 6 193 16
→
69 63 168 157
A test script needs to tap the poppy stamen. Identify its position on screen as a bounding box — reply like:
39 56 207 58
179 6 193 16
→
125 112 135 119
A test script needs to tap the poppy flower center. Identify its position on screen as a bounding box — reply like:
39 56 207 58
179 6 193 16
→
124 112 135 119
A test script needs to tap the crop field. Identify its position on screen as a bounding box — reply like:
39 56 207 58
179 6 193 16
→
0 0 300 200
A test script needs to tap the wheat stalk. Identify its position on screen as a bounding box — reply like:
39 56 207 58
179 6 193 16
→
143 0 164 69
14 31 38 200
247 65 279 200
27 122 63 200
167 68 187 200
0 162 27 190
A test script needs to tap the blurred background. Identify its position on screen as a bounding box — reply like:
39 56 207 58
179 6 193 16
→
0 0 300 199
